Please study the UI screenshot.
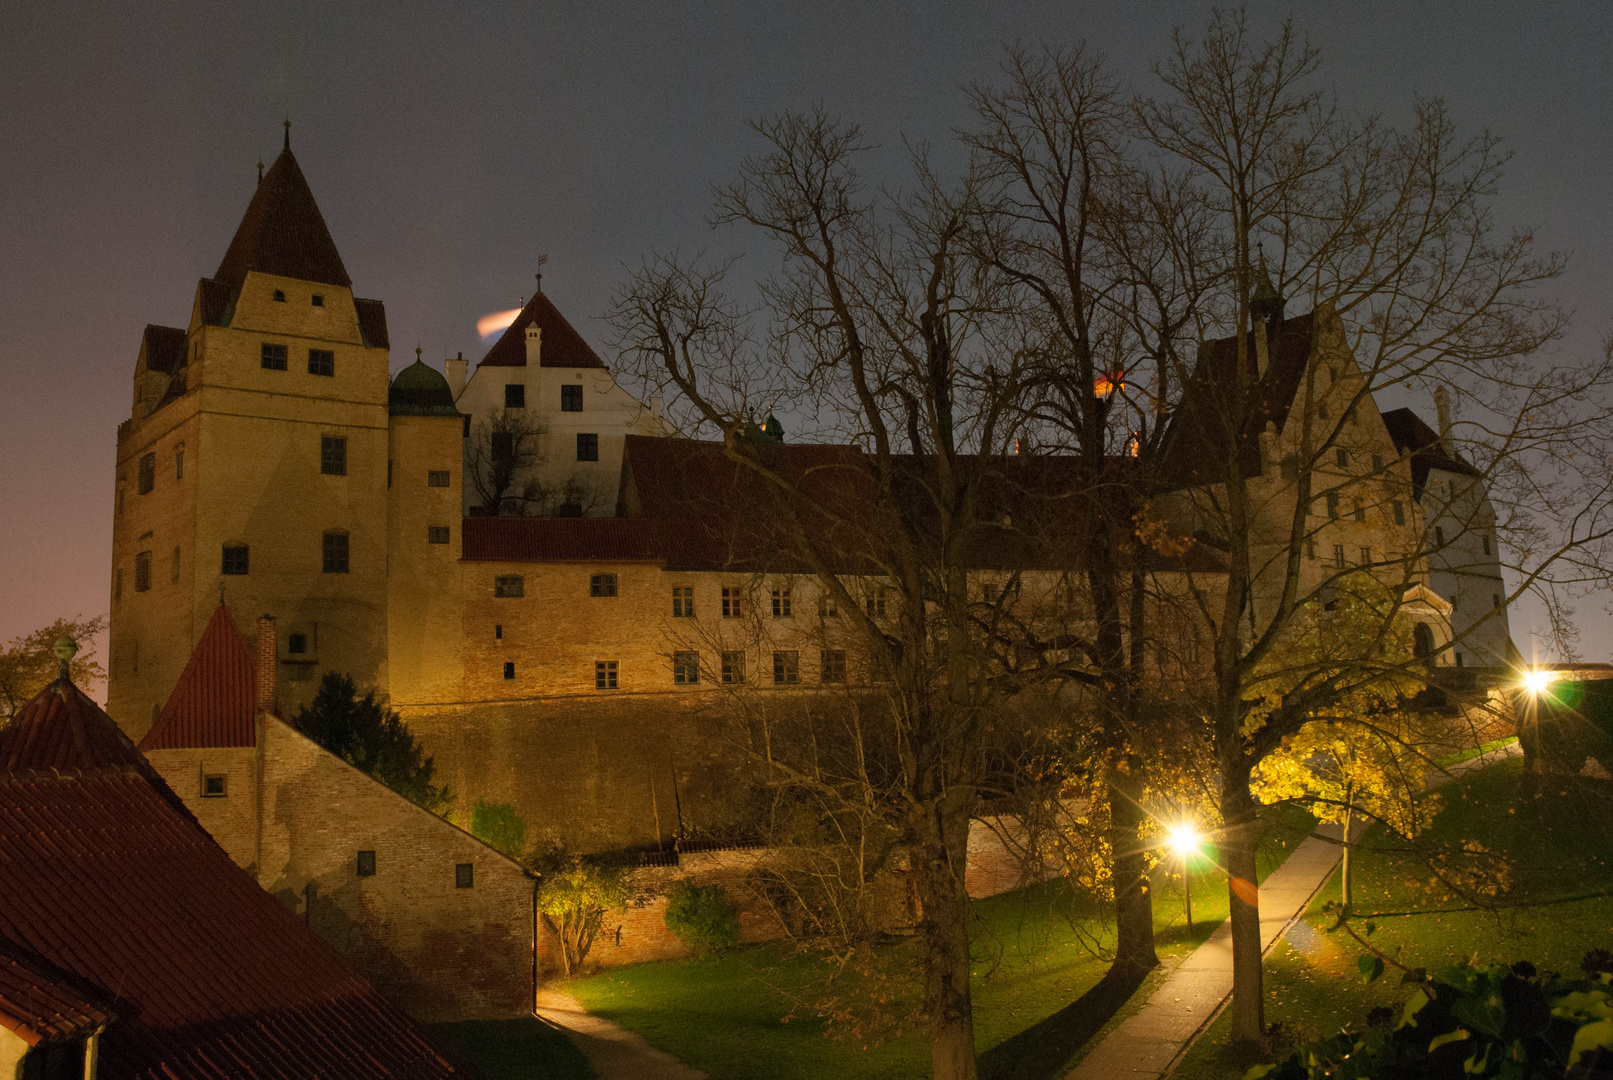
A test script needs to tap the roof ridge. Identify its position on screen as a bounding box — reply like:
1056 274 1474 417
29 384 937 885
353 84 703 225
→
476 288 606 370
213 146 352 290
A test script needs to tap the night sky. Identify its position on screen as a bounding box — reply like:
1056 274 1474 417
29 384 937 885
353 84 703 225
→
4 2 1609 672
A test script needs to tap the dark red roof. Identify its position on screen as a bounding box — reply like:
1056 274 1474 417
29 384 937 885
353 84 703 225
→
196 279 236 328
477 290 605 370
355 297 390 349
0 940 114 1046
213 146 352 290
1381 407 1482 501
461 516 657 562
141 326 187 375
0 677 459 1080
140 606 256 752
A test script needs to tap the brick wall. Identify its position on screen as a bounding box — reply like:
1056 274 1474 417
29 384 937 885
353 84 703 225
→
144 745 260 870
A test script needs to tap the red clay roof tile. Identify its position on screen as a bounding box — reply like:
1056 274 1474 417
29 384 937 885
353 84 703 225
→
477 290 605 370
461 516 657 562
139 606 256 752
213 146 352 290
0 940 114 1046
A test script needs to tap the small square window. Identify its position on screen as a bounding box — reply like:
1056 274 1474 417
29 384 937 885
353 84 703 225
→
820 649 846 683
503 661 516 680
428 525 450 544
505 384 526 408
321 436 347 476
428 470 450 487
456 863 474 888
672 586 695 618
773 651 799 685
595 660 619 690
818 592 838 617
222 544 249 575
1393 500 1406 525
591 573 617 597
772 588 792 618
273 289 286 302
1333 543 1346 569
261 343 288 370
357 850 376 877
722 587 743 618
673 651 699 685
577 433 599 462
308 348 335 377
866 587 887 618
203 774 226 798
495 575 525 598
288 633 307 654
494 624 503 639
312 294 324 307
138 454 156 494
721 651 745 684
322 532 350 574
134 551 151 592
561 384 583 411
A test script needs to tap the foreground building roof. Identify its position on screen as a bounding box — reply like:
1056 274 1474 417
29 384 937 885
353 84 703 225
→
0 668 459 1079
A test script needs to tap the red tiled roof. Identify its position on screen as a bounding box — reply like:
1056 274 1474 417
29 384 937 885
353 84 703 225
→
0 678 459 1080
477 290 605 370
461 516 657 562
140 606 256 752
355 297 390 349
213 146 352 290
0 681 151 776
141 326 187 375
0 940 114 1046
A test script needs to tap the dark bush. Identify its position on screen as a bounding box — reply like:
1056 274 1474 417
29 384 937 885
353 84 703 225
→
662 881 740 953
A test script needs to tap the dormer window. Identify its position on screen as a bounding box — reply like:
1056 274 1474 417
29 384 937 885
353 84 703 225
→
312 294 324 307
273 290 286 302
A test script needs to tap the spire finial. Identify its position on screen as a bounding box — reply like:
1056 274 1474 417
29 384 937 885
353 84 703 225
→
52 635 78 683
283 119 291 151
416 346 423 363
535 252 548 294
218 581 226 607
535 272 543 293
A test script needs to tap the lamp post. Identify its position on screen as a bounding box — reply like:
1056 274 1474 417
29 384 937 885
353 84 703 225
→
1168 824 1201 933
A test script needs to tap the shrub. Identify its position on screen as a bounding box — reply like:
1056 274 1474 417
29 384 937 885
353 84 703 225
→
470 799 527 859
663 881 740 953
536 859 630 976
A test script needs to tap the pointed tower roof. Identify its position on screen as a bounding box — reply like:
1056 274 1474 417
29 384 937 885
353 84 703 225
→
0 671 149 776
140 605 257 751
478 286 606 370
213 139 352 290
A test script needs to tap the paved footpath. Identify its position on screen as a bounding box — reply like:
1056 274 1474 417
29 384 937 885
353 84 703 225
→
1065 742 1520 1080
534 988 707 1080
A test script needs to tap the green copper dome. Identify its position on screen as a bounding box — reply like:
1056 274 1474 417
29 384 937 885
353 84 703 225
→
388 361 460 417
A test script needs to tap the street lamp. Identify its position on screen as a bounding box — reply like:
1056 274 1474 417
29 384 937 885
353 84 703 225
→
1522 668 1554 695
1168 824 1201 933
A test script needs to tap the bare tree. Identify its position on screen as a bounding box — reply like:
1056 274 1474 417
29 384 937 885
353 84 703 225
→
465 409 551 516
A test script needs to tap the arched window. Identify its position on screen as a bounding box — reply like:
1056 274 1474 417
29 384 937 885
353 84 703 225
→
1413 623 1435 662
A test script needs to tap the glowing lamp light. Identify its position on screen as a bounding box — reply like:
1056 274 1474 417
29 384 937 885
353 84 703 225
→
477 307 523 339
1167 824 1201 855
1522 668 1555 695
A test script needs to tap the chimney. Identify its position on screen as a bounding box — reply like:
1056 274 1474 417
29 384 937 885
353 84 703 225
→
255 615 278 715
1434 385 1453 453
525 324 542 366
446 351 466 399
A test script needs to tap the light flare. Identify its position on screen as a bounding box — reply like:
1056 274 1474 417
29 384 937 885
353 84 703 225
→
1167 824 1201 855
477 307 522 339
1522 668 1555 695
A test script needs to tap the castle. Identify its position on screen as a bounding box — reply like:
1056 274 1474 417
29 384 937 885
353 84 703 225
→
108 138 1516 857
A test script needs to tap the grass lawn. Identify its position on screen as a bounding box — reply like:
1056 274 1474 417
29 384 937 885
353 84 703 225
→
565 805 1315 1080
1175 758 1613 1080
428 1018 598 1080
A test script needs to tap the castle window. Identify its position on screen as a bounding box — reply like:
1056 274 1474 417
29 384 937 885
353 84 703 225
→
321 436 347 476
134 551 151 592
503 661 515 681
722 587 743 618
495 575 524 598
1372 453 1384 472
322 532 350 574
308 349 335 377
1325 492 1339 519
1333 543 1346 569
456 863 474 888
357 850 376 877
505 384 526 408
311 294 324 307
273 290 285 302
494 624 502 639
490 431 513 464
113 568 122 603
866 586 887 618
1359 545 1371 566
261 343 288 370
576 433 599 462
222 544 249 575
1305 537 1316 559
1353 498 1365 523
818 592 838 617
672 586 695 618
288 633 307 654
558 503 583 517
1482 536 1491 556
722 651 745 684
1435 525 1446 547
1494 593 1502 610
175 444 185 479
561 384 583 412
595 660 618 689
1393 500 1406 525
171 545 181 583
673 651 699 685
203 774 226 798
772 588 792 618
590 573 617 597
428 470 450 487
428 525 450 544
1455 652 1464 668
138 454 155 493
820 649 847 684
772 651 799 685
1335 447 1349 468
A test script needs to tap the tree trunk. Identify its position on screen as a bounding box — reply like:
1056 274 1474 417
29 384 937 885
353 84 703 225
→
913 795 979 1080
1340 802 1354 914
1109 766 1160 977
1221 777 1264 1046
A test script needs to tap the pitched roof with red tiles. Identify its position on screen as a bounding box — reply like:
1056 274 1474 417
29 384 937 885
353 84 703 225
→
461 516 657 563
477 289 605 370
140 326 187 375
213 144 352 290
139 606 256 752
0 940 115 1047
0 676 459 1080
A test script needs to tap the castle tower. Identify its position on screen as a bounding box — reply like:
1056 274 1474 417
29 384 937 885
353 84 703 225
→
108 133 392 737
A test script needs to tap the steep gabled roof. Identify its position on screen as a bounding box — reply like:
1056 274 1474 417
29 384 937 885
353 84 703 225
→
140 605 256 752
0 676 459 1080
355 297 390 349
1381 407 1482 502
196 279 236 327
213 144 352 290
140 326 187 374
477 289 605 370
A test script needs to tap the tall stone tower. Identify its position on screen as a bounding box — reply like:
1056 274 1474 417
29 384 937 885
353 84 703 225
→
108 134 392 737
